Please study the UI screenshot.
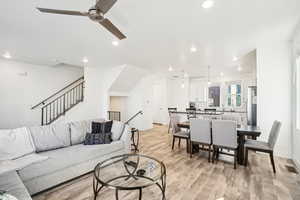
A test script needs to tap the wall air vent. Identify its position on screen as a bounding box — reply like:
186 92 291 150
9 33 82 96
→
286 165 299 174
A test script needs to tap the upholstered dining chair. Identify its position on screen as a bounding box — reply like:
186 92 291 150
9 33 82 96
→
190 119 212 162
212 120 238 169
170 115 190 153
167 107 177 133
244 120 282 173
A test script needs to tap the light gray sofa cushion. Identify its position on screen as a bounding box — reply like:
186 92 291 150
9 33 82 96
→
111 121 125 141
0 171 32 200
0 127 35 161
69 119 105 145
28 123 70 152
21 148 125 195
19 141 124 182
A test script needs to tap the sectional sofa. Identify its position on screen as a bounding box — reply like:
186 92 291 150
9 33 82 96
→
0 119 131 200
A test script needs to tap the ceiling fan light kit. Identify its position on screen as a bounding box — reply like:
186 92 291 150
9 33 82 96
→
36 0 126 40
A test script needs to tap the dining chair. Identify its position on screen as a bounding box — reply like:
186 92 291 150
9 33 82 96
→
170 115 190 153
212 120 238 169
244 120 282 173
186 108 197 120
190 119 212 162
167 108 177 133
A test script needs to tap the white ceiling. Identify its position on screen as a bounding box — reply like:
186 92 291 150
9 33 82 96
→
1 0 300 76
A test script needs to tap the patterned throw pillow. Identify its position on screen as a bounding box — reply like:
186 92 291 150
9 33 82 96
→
84 132 112 145
103 121 113 133
91 121 113 134
91 122 104 134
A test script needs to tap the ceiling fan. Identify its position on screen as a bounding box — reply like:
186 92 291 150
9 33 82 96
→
36 0 126 40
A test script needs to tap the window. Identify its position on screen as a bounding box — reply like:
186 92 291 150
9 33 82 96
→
208 86 220 107
227 83 242 107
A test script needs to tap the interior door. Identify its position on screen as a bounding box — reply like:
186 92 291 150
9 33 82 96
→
153 83 164 124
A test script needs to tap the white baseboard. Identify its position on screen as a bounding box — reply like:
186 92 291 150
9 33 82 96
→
293 159 300 171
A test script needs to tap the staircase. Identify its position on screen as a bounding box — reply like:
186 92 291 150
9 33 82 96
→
31 76 85 125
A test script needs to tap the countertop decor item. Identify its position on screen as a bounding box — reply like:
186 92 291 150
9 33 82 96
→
0 192 18 200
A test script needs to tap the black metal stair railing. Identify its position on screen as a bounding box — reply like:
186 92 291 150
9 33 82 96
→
108 111 121 121
31 76 85 125
41 82 84 125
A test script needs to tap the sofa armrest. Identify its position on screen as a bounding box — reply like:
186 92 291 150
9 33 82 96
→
119 125 131 153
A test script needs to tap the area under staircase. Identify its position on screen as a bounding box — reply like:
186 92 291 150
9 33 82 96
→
31 76 85 125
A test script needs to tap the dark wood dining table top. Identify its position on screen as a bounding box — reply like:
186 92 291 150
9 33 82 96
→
177 121 261 137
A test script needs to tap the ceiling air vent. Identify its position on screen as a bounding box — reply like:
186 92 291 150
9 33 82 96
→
52 62 82 68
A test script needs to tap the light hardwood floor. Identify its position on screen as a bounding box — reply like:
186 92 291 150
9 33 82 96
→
33 125 300 200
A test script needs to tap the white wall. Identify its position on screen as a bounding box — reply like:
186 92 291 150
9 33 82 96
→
292 54 300 169
62 65 124 123
109 65 148 95
292 28 300 168
0 59 83 129
62 65 154 130
167 78 190 110
125 75 155 130
257 41 292 158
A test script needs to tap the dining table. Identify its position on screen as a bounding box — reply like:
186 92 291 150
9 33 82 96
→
177 121 261 165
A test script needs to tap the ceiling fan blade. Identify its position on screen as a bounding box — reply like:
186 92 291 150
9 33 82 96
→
37 7 88 16
95 0 117 14
99 18 126 40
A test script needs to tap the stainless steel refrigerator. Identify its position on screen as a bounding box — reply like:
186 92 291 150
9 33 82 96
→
247 86 257 126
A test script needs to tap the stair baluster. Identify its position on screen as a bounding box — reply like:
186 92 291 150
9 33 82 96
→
33 77 84 125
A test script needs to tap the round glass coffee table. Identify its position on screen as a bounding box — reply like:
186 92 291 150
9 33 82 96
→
93 154 166 200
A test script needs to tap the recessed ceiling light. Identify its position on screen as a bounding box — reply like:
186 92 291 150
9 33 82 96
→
207 81 212 85
190 46 197 53
233 56 238 61
82 57 88 63
220 72 224 76
2 51 11 59
168 66 173 72
237 66 243 71
202 0 215 9
181 83 185 88
112 40 119 46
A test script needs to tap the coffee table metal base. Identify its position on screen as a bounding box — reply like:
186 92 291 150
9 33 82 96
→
93 175 166 200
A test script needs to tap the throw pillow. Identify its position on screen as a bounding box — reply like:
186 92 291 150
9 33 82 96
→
104 121 113 133
69 120 91 145
91 122 105 134
91 121 113 134
111 121 125 141
84 132 112 145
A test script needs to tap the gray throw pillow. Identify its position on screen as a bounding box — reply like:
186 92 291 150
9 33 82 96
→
84 132 112 145
69 120 91 145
